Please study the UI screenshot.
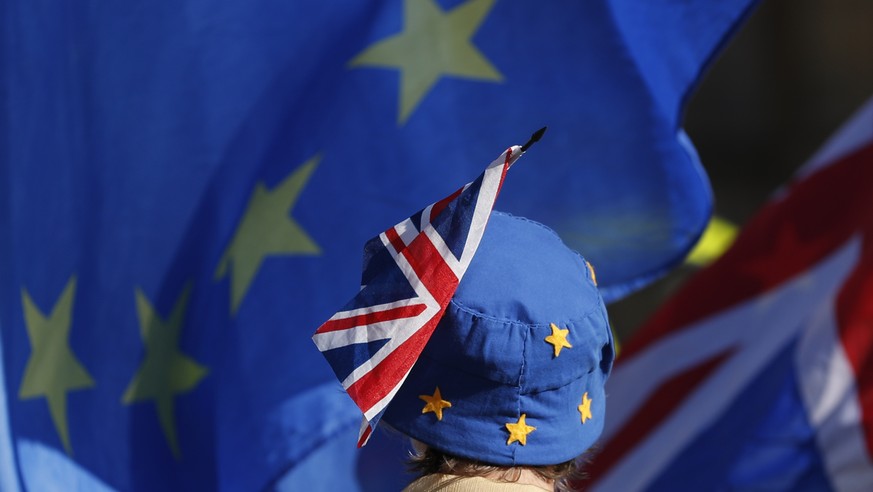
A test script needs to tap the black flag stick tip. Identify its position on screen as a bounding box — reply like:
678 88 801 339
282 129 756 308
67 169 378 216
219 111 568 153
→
520 126 547 152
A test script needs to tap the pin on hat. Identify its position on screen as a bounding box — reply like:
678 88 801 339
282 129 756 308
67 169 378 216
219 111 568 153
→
313 128 614 463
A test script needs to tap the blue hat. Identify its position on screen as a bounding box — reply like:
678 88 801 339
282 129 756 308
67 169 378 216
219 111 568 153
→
382 211 614 466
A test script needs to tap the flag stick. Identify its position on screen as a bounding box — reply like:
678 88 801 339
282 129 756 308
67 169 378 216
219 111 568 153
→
521 127 547 152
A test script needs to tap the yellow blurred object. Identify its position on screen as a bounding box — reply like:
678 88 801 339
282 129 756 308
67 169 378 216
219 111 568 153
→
611 325 621 359
686 216 738 266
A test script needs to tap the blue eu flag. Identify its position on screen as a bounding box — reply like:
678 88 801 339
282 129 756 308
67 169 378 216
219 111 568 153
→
0 0 756 489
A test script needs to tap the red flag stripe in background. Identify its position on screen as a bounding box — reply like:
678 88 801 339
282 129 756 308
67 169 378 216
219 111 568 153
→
590 98 873 491
623 142 873 361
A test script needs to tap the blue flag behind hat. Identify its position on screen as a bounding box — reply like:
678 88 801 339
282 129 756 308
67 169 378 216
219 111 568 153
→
1 0 756 490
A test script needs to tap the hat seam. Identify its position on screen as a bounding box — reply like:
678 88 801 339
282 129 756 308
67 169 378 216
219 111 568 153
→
493 211 594 283
513 318 529 465
413 351 514 386
414 350 602 393
448 297 602 327
492 211 561 243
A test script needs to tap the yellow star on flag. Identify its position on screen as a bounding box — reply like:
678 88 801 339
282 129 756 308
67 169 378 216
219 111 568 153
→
19 276 95 455
215 155 321 314
505 413 536 446
349 0 503 124
578 392 593 424
122 285 208 459
545 323 572 357
419 387 452 420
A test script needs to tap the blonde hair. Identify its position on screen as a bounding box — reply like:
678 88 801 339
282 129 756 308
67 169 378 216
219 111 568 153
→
407 445 588 492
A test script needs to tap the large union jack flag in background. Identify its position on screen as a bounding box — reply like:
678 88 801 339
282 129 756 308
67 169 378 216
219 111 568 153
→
587 97 873 491
313 144 525 447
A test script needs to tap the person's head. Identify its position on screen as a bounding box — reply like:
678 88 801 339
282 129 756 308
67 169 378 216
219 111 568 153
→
407 439 586 491
382 212 615 483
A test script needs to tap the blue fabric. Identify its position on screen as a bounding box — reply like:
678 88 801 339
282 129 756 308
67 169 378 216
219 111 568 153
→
0 326 20 492
645 341 834 492
1 0 755 489
383 213 614 465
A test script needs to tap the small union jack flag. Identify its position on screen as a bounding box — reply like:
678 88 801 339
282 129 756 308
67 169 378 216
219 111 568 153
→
313 143 526 447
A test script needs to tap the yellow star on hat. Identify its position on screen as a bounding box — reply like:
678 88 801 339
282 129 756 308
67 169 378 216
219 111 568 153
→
419 387 452 421
545 323 572 357
578 392 593 424
505 413 536 446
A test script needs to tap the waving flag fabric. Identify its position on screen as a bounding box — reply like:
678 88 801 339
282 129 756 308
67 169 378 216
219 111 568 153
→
589 97 873 491
314 145 522 447
2 0 756 490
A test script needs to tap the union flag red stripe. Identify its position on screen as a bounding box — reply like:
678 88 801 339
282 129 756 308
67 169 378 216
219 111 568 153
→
317 304 428 334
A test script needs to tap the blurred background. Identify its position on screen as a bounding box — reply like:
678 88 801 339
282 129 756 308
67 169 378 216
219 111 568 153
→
609 0 873 340
3 0 872 489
